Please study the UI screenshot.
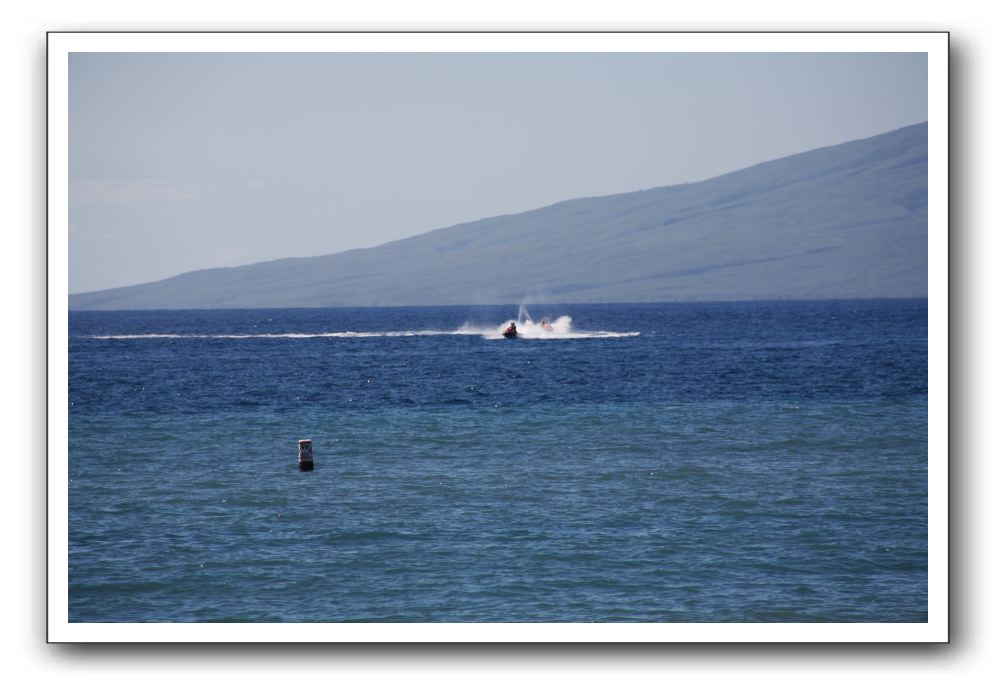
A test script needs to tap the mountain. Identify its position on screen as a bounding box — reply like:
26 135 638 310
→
69 123 928 310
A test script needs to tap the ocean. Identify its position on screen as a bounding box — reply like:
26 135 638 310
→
68 299 928 623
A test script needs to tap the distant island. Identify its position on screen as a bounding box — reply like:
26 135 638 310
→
69 123 927 310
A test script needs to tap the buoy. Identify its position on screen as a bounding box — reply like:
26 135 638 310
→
297 439 314 471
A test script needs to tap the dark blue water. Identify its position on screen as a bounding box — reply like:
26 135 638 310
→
68 300 928 622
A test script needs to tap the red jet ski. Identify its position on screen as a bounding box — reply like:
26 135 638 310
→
502 322 519 339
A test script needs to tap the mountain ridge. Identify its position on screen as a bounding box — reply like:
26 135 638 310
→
70 122 928 310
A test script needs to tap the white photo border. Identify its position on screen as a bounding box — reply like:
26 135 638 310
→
48 31 949 643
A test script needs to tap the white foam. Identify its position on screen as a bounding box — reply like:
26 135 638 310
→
478 315 639 340
88 331 455 340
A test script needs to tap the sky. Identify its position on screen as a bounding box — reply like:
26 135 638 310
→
68 51 927 294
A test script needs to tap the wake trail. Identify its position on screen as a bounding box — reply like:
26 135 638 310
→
84 313 638 341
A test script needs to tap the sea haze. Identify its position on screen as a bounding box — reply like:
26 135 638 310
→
68 123 927 310
68 300 927 622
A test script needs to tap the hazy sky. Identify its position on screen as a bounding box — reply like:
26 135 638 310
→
69 52 927 293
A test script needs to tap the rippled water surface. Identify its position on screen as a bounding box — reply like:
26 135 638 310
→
68 300 928 622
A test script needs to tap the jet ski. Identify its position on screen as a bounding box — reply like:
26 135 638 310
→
502 323 519 339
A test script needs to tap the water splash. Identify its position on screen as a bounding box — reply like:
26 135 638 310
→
479 303 640 340
485 314 637 340
517 304 534 325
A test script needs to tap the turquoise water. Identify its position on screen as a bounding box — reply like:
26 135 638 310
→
68 300 928 622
